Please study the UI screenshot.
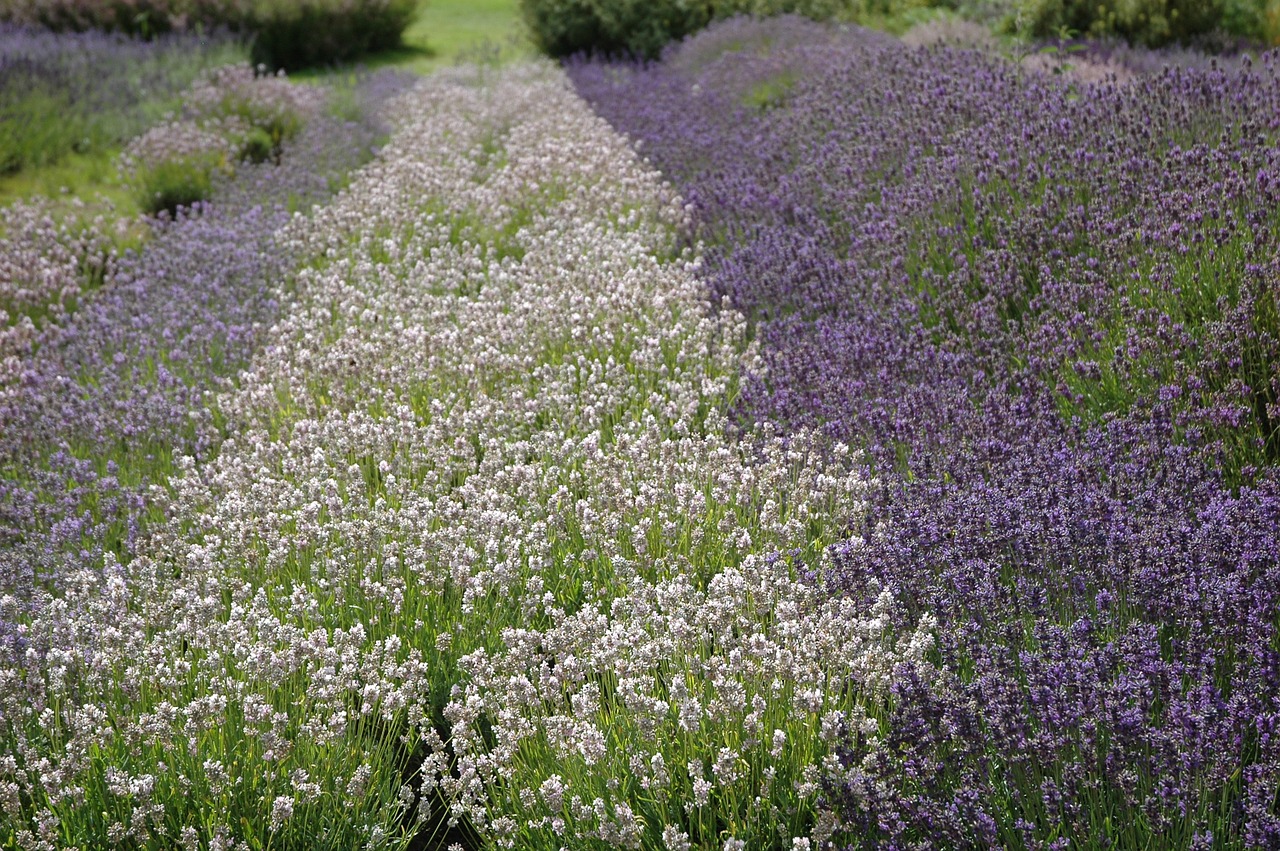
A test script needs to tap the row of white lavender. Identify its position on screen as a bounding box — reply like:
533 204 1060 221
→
1 63 406 849
1 63 933 850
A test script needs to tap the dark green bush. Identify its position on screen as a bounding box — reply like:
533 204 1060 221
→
521 0 932 58
520 0 711 59
1004 0 1278 45
231 0 419 70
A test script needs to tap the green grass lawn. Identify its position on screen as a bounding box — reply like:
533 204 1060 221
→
0 149 139 217
287 0 528 80
380 0 527 74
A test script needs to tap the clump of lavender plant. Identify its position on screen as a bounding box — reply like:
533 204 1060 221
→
184 64 324 157
900 14 1000 50
119 64 325 215
571 16 1280 848
118 117 240 214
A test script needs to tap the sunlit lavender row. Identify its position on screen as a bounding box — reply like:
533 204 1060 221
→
0 60 936 850
571 16 1280 849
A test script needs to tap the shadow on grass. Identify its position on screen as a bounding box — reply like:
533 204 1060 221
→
288 41 438 82
360 41 439 69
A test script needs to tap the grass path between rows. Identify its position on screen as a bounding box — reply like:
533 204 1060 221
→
367 0 526 75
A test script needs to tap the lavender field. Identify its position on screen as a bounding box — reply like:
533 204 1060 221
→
1 12 1279 851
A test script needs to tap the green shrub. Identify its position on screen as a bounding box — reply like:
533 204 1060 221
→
118 119 233 215
1006 0 1279 45
521 0 938 58
120 65 324 214
230 0 420 70
1 0 180 35
13 0 182 35
133 153 222 215
1218 0 1280 41
521 0 712 59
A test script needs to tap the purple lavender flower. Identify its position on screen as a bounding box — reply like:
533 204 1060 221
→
572 17 1280 847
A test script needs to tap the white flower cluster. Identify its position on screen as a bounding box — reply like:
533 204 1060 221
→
447 548 935 847
117 116 241 183
118 64 326 209
0 62 933 848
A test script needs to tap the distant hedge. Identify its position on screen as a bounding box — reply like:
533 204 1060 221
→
1012 0 1278 45
233 0 418 70
520 0 936 58
521 0 1280 58
0 0 418 69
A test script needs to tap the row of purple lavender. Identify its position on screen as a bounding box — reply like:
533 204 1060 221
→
571 17 1280 848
